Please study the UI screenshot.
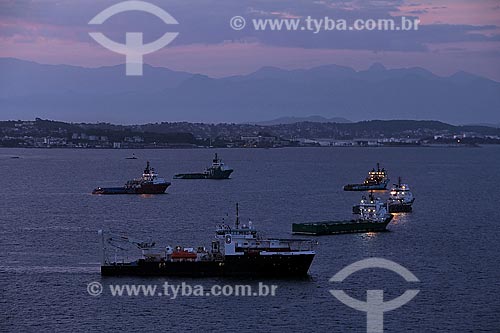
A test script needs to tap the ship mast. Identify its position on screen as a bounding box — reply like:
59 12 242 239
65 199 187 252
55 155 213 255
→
98 230 106 265
235 203 240 229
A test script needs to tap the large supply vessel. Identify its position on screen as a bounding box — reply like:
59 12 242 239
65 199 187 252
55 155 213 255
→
100 205 315 277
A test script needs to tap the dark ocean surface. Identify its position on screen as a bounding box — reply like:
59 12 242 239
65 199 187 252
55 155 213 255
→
0 147 499 332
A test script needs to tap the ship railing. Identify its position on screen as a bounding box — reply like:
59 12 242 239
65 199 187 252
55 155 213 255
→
215 224 231 232
269 239 317 251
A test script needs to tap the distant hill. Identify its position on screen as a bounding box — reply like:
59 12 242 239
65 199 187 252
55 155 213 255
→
1 58 500 124
465 123 500 128
251 116 352 126
3 119 500 144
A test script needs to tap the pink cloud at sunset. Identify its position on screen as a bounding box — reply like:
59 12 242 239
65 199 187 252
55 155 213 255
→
396 0 500 26
0 0 499 80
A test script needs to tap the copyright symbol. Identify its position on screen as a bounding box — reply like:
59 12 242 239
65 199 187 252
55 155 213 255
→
230 16 246 30
87 281 103 296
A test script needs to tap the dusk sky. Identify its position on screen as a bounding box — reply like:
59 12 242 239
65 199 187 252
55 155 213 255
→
1 0 500 80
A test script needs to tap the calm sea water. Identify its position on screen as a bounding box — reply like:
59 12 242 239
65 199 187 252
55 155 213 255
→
0 147 499 332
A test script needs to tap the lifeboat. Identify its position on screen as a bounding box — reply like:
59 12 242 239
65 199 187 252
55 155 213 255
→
171 250 197 260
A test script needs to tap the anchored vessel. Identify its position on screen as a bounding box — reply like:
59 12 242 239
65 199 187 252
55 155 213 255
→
353 178 415 213
387 177 415 213
92 161 171 195
100 205 315 277
343 163 390 191
292 195 393 235
125 153 138 160
174 153 233 179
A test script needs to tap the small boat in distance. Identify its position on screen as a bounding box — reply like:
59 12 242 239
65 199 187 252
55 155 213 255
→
92 161 171 194
387 177 415 213
343 163 390 191
100 204 316 277
125 153 138 160
292 195 393 235
174 153 233 179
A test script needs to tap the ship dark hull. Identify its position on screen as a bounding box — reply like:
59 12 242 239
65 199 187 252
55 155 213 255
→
352 202 413 213
387 203 413 213
92 182 171 195
343 181 389 191
173 173 208 179
174 169 233 180
292 216 393 235
101 253 314 277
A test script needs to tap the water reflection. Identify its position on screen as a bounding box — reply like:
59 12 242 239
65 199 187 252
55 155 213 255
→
361 231 378 239
390 213 411 226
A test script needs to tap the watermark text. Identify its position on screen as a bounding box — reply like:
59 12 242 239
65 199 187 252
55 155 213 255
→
87 281 278 299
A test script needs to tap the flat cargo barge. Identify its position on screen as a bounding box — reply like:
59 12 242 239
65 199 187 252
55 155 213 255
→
292 194 393 235
292 215 392 235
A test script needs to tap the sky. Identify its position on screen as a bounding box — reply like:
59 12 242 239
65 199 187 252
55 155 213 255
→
1 0 500 80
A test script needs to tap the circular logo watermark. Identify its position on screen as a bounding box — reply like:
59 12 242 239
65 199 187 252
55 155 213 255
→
87 281 103 296
88 1 179 76
230 16 246 30
329 258 419 333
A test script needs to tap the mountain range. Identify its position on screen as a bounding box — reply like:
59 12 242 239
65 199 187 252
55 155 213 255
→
251 115 352 125
1 58 499 125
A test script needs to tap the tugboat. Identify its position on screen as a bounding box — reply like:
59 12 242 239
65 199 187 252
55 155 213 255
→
99 204 316 277
292 195 393 235
343 163 390 191
387 177 415 213
174 153 233 179
92 161 171 194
